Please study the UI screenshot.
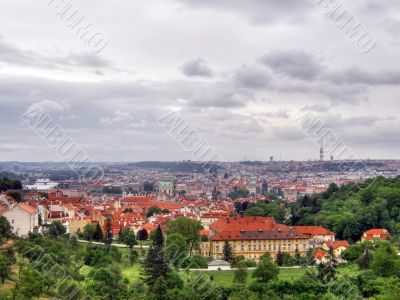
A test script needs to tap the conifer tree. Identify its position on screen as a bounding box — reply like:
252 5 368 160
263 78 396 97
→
223 241 234 263
141 224 169 286
104 219 113 246
93 223 103 242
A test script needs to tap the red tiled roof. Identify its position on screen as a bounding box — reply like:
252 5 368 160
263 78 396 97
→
293 226 334 236
16 203 37 215
324 240 350 250
314 249 327 260
363 228 389 235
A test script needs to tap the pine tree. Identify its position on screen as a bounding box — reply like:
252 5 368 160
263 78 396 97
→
141 224 170 286
117 225 123 242
276 250 283 266
93 223 103 242
317 247 338 283
223 241 234 263
104 219 113 246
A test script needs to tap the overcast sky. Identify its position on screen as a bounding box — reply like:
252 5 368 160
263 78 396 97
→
1 0 400 162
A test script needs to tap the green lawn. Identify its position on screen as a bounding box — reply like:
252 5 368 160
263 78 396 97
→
191 267 309 287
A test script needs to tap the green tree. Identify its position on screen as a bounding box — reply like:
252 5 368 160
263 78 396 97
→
129 249 139 266
142 225 170 286
0 216 12 242
370 242 400 277
356 249 373 269
93 223 103 242
121 228 137 250
0 255 10 283
82 224 96 241
317 247 338 283
233 261 248 285
165 232 188 268
137 228 148 241
47 221 66 238
223 241 234 263
18 267 45 299
104 219 113 246
252 253 279 283
166 217 203 257
147 206 162 218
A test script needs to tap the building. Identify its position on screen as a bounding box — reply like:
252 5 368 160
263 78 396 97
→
361 229 390 241
2 203 39 236
158 182 173 195
208 260 230 270
206 216 311 260
293 226 335 248
322 240 350 257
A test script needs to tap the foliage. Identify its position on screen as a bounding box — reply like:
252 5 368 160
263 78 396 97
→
223 241 234 263
233 261 248 285
104 219 113 246
289 177 400 243
0 254 11 283
137 228 149 241
94 223 104 242
370 241 400 277
17 267 45 299
181 255 210 269
317 248 338 283
6 191 21 202
120 228 137 249
0 177 22 191
47 221 66 238
142 225 170 286
252 253 279 283
228 188 249 200
147 206 162 218
0 216 12 242
166 216 203 257
165 232 188 268
243 202 286 223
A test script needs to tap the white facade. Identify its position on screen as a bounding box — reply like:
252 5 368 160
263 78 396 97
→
2 204 38 236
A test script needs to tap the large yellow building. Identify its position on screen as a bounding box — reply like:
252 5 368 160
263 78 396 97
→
201 216 317 260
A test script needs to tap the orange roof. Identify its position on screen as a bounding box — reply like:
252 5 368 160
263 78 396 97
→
363 228 390 235
16 203 37 215
363 228 390 240
314 249 327 260
324 240 350 250
199 229 209 236
293 226 334 236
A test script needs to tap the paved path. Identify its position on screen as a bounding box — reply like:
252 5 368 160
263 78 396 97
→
77 239 149 248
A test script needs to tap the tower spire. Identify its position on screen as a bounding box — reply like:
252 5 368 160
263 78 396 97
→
320 138 324 161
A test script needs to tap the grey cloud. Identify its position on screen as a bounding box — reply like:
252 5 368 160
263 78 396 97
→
301 103 330 112
260 50 323 80
327 67 400 85
0 37 112 69
178 0 311 24
234 65 270 88
181 58 213 77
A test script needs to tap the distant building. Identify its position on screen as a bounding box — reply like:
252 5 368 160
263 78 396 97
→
361 229 390 241
158 182 173 195
322 240 350 257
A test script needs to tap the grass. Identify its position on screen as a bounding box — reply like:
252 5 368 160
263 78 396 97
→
190 267 309 287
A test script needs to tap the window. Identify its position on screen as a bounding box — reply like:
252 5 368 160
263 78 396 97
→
12 220 14 224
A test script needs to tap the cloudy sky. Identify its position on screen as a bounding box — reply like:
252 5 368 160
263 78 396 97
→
1 0 400 162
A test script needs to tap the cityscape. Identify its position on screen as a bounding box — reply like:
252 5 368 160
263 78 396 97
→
1 1 400 299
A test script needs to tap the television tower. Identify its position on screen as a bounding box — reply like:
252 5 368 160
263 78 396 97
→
319 139 324 161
